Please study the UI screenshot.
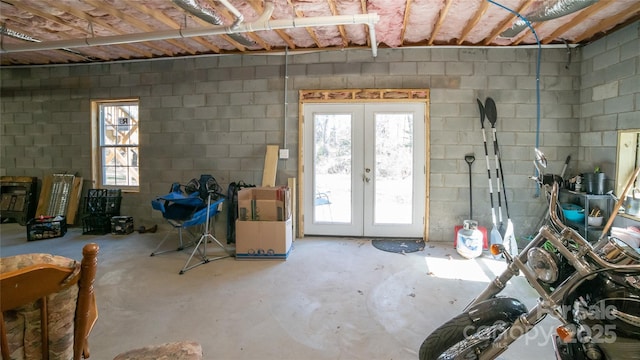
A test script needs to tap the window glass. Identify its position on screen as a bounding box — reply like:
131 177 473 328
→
96 101 139 190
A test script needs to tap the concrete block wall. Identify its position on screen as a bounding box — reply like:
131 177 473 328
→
1 23 637 241
579 21 640 183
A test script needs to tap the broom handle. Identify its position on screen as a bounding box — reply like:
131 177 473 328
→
597 166 640 243
469 162 473 219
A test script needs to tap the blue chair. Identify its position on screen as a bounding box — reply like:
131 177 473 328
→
151 182 232 274
150 183 205 256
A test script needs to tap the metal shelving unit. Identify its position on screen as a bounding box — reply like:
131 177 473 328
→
560 189 614 242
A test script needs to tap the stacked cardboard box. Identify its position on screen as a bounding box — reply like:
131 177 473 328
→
235 186 292 260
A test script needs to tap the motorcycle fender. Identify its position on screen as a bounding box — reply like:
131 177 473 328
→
466 297 528 324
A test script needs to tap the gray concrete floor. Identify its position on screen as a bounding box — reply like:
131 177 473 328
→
0 223 559 359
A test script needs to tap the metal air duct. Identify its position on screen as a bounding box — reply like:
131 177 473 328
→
1 26 39 42
0 25 91 59
500 0 598 38
172 0 254 46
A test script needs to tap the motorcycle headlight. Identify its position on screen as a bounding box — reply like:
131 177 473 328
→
527 247 559 283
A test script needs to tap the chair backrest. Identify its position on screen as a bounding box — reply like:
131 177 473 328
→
0 243 99 360
152 183 206 221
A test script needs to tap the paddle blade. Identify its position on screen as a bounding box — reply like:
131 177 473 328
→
477 98 485 127
503 220 518 257
485 97 497 126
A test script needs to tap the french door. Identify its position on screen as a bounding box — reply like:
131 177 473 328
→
303 103 426 237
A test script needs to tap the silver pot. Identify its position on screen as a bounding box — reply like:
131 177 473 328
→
624 188 640 216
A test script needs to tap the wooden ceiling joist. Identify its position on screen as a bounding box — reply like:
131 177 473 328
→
127 1 222 53
429 0 453 46
289 1 323 49
360 0 370 48
458 0 490 45
575 2 640 43
399 0 413 45
328 0 349 47
484 0 535 45
246 0 295 50
38 0 164 58
1 0 637 66
541 0 614 44
83 0 197 55
0 1 126 61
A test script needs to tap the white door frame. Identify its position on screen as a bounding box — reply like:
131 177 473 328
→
297 89 430 240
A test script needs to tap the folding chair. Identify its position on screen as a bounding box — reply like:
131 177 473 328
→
151 178 234 274
150 183 204 256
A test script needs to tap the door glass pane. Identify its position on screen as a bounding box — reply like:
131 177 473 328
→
374 113 413 224
313 113 352 223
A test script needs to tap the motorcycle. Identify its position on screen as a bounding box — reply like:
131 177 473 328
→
419 149 640 360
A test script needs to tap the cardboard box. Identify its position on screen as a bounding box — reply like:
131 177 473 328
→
237 186 291 221
235 217 292 260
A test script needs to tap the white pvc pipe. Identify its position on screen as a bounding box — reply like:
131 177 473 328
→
218 0 244 23
1 13 380 57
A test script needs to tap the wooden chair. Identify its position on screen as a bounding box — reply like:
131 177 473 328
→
0 243 98 360
0 244 202 360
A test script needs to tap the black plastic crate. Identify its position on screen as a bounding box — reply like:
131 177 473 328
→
27 216 67 241
111 216 134 235
83 189 122 216
82 215 112 235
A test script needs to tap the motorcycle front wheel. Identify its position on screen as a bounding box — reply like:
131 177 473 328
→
419 311 512 360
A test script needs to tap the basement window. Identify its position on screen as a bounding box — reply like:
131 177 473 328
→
91 99 140 192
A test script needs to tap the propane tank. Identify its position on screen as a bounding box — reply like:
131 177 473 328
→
456 220 483 259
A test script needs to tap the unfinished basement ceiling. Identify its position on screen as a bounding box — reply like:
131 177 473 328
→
1 0 639 66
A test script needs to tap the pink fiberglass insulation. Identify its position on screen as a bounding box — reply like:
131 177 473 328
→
294 0 343 47
469 0 525 44
368 0 407 47
404 0 444 44
250 0 301 47
434 0 483 43
563 0 638 40
2 0 636 65
2 0 154 60
2 0 69 39
520 0 637 43
274 1 318 48
338 0 368 45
